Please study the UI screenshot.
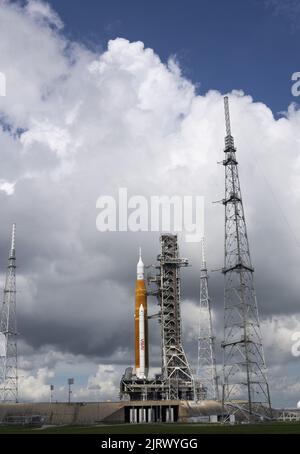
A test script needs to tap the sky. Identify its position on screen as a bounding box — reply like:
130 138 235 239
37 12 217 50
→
0 0 300 408
47 0 300 114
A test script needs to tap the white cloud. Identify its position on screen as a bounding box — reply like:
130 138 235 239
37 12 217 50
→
0 179 15 195
25 0 63 29
84 365 120 401
19 367 54 401
21 119 72 158
262 315 300 363
17 346 123 402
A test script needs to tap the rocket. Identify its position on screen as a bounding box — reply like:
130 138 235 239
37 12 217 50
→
134 248 149 379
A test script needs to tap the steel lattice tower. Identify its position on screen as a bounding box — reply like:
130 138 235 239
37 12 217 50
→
157 234 194 400
0 224 18 403
197 237 219 400
221 97 272 420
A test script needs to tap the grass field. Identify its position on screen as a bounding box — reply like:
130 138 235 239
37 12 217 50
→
0 422 299 434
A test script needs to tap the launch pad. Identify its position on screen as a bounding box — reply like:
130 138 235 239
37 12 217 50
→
120 372 197 401
120 234 205 402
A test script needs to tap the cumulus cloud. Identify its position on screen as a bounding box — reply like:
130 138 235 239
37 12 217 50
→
84 365 120 401
262 316 300 363
18 344 123 402
25 0 63 29
19 367 54 402
0 1 300 406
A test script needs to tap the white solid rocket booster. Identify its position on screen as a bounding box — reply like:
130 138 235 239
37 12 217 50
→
134 247 149 379
139 304 145 378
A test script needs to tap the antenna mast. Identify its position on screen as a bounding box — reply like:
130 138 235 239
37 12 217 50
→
197 237 219 400
0 224 18 402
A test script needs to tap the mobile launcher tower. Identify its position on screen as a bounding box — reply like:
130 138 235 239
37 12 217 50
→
120 234 205 401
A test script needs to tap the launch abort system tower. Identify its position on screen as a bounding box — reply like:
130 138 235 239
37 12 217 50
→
221 97 272 420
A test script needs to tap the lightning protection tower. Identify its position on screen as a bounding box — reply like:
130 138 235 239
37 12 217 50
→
221 96 272 420
197 237 219 400
0 224 18 402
